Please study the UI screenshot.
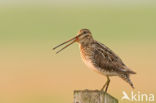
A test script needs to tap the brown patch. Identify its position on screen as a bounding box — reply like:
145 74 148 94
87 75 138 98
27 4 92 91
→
76 37 79 42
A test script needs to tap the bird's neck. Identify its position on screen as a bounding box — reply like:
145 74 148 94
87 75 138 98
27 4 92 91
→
79 38 94 47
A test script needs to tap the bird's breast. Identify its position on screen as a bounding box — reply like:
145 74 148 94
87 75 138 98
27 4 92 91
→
79 45 100 73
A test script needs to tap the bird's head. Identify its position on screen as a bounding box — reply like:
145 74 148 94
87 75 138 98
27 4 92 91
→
53 28 93 54
76 29 93 44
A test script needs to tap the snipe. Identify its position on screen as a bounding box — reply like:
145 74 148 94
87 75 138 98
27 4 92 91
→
53 29 136 92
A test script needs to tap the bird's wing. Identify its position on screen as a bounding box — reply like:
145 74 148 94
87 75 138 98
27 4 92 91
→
92 41 135 74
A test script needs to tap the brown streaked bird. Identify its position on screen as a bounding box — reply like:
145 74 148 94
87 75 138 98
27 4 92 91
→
53 29 136 93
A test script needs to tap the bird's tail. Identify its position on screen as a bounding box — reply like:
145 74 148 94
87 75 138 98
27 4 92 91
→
119 73 135 89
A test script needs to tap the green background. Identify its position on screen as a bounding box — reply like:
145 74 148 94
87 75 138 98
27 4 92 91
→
0 0 156 103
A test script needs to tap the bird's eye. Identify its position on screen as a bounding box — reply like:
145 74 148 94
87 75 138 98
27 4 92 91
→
83 31 87 34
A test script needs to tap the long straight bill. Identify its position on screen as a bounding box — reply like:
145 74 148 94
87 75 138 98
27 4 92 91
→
53 36 77 50
53 34 82 54
55 39 76 54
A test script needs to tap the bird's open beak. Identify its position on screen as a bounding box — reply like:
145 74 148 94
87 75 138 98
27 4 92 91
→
53 34 82 54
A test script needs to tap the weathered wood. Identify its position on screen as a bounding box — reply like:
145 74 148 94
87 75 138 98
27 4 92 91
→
74 90 118 103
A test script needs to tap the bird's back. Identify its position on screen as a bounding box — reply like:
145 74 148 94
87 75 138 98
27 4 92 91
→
79 41 135 76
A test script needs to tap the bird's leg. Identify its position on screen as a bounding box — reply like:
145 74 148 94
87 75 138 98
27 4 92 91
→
100 76 110 93
100 81 108 91
104 76 110 93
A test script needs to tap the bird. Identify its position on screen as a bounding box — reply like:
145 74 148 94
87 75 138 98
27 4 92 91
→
53 29 136 93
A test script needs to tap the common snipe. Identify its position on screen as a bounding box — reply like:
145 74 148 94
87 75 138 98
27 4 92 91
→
53 29 136 92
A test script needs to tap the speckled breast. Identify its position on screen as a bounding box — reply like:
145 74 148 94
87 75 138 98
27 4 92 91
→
79 45 101 73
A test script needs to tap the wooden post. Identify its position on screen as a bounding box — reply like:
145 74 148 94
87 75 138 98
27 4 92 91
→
74 90 118 103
